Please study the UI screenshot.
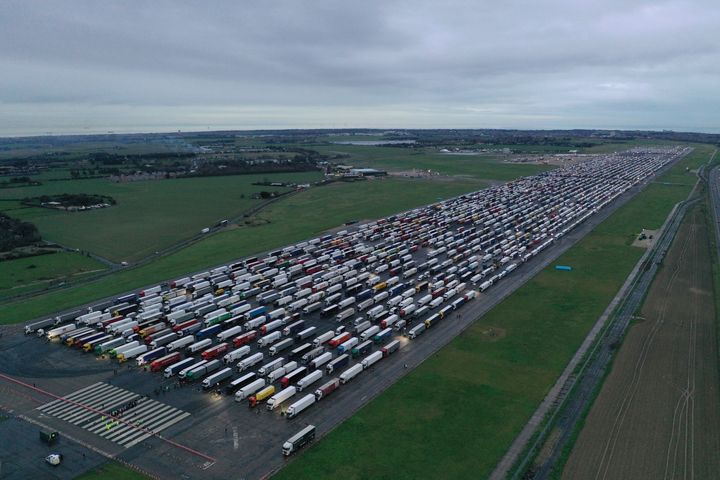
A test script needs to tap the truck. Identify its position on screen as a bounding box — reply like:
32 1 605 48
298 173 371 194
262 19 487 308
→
328 332 351 348
302 302 322 314
337 337 359 354
110 340 140 358
286 394 316 419
44 324 77 340
282 320 305 337
351 340 373 358
326 353 350 374
179 359 207 379
360 325 380 342
258 330 282 347
267 363 294 383
232 330 257 347
314 378 340 400
187 338 213 354
266 386 297 410
223 345 251 364
25 317 57 335
225 372 257 395
258 357 285 376
381 340 401 357
117 344 148 363
295 326 317 341
354 320 372 334
260 319 284 335
196 324 222 340
313 331 335 347
309 352 333 369
235 378 267 401
245 315 267 331
248 385 276 408
296 370 323 392
202 367 233 390
380 314 400 329
150 332 178 349
164 357 196 378
269 338 295 356
373 327 393 344
300 346 325 364
176 322 203 337
282 425 316 455
94 337 125 355
339 364 363 384
136 347 168 366
150 352 182 372
185 359 221 382
238 352 264 371
362 351 383 369
201 342 229 361
246 306 267 320
217 325 244 342
82 334 113 352
167 336 195 352
408 323 426 339
280 367 308 388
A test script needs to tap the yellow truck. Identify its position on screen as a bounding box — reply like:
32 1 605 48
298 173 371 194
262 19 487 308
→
248 385 276 408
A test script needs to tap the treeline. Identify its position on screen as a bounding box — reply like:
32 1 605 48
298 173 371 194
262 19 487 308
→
87 151 197 165
0 213 41 252
191 160 319 177
23 193 116 208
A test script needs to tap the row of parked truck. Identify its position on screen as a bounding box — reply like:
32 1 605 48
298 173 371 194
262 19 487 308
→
28 147 687 422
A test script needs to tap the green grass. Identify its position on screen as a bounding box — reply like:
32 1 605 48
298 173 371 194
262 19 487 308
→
0 177 485 325
74 461 149 480
311 144 552 180
0 252 106 299
0 171 322 262
274 145 711 480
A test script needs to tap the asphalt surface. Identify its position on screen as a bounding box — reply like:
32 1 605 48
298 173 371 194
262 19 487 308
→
515 162 706 479
0 149 689 480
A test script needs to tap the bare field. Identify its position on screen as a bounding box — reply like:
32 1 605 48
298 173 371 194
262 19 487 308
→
562 206 720 479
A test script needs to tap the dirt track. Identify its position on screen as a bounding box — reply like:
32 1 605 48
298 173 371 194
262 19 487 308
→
562 206 720 480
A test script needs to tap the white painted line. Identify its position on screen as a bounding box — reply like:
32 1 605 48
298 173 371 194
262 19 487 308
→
70 393 140 425
122 412 191 449
37 382 103 410
42 383 118 415
43 384 119 416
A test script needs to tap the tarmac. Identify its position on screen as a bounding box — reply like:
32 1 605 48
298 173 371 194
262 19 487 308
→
0 149 690 480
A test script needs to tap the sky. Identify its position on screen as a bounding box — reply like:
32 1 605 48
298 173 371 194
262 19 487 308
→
1 0 718 136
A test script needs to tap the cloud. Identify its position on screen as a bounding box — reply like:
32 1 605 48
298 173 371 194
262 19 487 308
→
0 0 718 135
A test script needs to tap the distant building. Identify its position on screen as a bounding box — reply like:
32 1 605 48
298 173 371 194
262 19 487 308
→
349 168 387 177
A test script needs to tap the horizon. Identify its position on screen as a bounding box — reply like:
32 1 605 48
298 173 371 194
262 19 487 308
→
2 1 718 136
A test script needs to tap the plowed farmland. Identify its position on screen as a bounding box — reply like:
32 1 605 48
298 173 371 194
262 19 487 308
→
562 205 720 479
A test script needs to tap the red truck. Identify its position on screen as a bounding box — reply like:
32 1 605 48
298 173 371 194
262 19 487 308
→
201 342 229 361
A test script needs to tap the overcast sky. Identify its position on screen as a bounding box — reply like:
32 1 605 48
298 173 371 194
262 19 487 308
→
1 0 718 136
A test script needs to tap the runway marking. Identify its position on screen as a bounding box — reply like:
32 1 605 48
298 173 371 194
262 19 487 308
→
37 382 189 449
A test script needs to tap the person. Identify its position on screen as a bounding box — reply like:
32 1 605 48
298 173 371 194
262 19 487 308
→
404 363 408 369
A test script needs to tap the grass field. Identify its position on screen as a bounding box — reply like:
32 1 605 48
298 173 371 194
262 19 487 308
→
0 171 321 262
0 176 485 325
310 144 553 180
562 203 720 479
0 252 106 299
74 461 149 480
273 145 712 479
